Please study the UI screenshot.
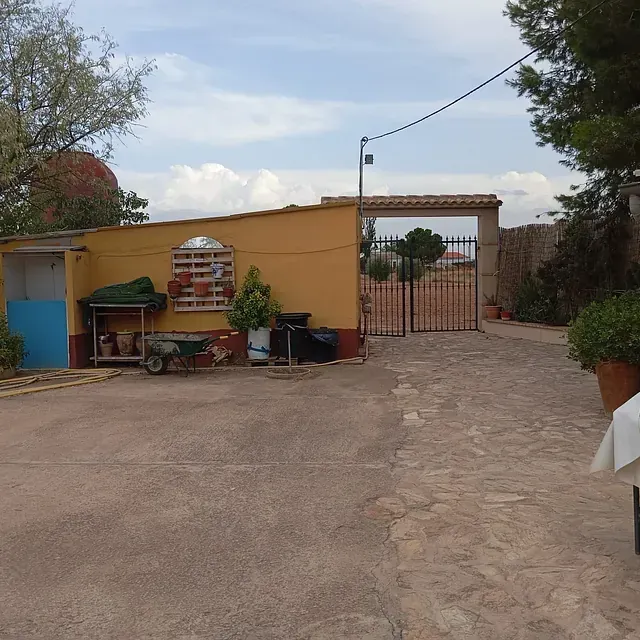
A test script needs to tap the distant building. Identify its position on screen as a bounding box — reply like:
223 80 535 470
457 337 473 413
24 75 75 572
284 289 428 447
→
436 251 472 267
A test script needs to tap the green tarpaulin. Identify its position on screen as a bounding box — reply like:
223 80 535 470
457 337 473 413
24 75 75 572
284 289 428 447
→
79 277 167 327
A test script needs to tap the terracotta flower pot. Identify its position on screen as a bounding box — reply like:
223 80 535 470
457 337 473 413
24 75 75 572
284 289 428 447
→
194 281 210 296
177 271 192 286
222 286 235 298
116 332 134 356
595 361 640 416
500 310 512 321
485 305 501 320
167 279 182 297
99 342 113 358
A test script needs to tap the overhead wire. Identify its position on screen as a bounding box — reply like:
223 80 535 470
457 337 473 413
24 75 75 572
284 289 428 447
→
364 0 618 143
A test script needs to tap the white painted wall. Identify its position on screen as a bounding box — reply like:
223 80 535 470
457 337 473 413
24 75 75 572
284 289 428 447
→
2 254 66 301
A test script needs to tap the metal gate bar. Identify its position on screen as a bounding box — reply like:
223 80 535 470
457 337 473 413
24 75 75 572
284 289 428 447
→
411 236 478 332
361 236 406 337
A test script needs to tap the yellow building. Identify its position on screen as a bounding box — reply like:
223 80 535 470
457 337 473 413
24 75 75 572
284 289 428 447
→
0 202 360 368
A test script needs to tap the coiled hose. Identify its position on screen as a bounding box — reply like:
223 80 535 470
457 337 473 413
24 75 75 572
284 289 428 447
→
0 369 121 399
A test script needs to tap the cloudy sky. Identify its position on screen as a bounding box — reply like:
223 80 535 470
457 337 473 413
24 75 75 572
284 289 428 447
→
72 0 577 237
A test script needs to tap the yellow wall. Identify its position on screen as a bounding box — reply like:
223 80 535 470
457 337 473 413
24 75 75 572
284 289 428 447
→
1 202 360 334
65 251 93 335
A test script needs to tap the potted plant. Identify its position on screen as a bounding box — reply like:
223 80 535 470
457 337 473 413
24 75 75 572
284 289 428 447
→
222 279 235 299
167 279 182 298
568 293 640 415
484 294 501 320
225 265 282 360
0 311 26 379
98 334 113 358
500 310 513 321
194 280 210 297
177 270 192 286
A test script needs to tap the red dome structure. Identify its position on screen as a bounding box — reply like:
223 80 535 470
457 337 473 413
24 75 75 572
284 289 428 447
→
33 151 119 223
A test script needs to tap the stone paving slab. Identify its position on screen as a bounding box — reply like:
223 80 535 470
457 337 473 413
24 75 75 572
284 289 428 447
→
370 333 640 640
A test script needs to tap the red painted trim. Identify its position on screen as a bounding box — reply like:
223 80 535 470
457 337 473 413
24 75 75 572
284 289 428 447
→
67 328 360 369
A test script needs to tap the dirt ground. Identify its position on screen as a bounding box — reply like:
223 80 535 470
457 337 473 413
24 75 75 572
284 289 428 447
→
362 270 477 335
1 333 638 639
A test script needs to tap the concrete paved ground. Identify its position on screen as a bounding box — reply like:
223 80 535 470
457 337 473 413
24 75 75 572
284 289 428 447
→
1 334 638 639
0 365 402 639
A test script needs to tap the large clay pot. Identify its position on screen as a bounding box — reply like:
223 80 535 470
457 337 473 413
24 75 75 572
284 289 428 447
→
485 306 501 320
596 361 640 416
116 332 134 356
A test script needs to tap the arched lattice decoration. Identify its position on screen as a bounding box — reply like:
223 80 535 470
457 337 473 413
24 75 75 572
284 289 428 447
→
171 237 235 312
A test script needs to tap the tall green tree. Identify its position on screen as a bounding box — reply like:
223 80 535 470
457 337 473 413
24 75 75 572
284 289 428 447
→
0 188 149 237
0 0 154 231
505 0 640 218
395 227 446 266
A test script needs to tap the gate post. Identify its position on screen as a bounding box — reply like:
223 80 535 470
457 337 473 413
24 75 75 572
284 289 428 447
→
477 210 499 329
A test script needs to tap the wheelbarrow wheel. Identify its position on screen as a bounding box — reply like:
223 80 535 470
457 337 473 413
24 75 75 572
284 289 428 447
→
144 356 169 375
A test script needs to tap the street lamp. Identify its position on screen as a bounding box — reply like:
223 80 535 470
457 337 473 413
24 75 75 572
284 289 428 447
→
358 137 374 223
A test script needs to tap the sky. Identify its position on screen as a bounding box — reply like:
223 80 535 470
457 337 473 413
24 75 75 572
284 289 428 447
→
70 0 577 237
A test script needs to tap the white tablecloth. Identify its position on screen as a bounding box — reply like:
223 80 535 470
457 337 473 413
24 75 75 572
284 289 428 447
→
591 392 640 486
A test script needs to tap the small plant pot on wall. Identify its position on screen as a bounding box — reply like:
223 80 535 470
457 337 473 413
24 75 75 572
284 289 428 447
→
568 293 640 416
212 263 225 279
194 281 210 297
177 271 192 286
167 279 182 298
222 286 235 299
500 310 512 321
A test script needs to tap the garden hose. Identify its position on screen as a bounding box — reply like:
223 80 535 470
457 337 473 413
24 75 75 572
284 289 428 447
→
0 368 121 399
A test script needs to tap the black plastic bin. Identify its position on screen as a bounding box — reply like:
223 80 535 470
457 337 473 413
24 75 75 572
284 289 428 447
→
275 313 312 360
308 328 339 363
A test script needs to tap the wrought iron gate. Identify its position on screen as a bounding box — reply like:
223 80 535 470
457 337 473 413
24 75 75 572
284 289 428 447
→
361 236 478 336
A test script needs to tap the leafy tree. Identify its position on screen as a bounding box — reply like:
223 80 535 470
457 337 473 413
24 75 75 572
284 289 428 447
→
0 188 149 236
367 258 391 282
505 0 640 219
360 217 377 273
395 228 446 266
0 0 154 223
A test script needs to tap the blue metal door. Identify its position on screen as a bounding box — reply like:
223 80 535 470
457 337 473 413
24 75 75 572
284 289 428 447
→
6 300 69 368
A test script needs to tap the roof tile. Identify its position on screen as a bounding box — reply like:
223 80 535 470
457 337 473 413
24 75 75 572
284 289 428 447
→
321 194 502 207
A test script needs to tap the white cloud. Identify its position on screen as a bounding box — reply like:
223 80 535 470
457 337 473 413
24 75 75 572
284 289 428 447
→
118 162 576 235
136 53 526 147
350 0 526 63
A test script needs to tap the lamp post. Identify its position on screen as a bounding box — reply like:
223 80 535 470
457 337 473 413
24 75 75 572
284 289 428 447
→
358 136 374 224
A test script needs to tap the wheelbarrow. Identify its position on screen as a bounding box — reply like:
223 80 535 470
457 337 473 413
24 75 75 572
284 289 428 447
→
143 332 239 376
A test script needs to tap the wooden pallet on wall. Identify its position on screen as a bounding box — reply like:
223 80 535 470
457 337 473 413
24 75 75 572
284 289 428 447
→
171 247 235 312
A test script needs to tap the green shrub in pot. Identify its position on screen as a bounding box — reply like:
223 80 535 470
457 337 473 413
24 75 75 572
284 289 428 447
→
0 311 26 374
225 265 282 332
568 293 640 414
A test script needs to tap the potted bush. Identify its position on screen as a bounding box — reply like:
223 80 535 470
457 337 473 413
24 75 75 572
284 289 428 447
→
222 279 235 299
225 265 282 360
484 294 501 320
568 293 640 415
0 311 26 379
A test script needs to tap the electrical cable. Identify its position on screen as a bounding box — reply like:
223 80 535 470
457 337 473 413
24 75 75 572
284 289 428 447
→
365 0 617 143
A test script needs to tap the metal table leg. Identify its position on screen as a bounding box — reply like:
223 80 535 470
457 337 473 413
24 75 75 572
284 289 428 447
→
634 486 640 555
